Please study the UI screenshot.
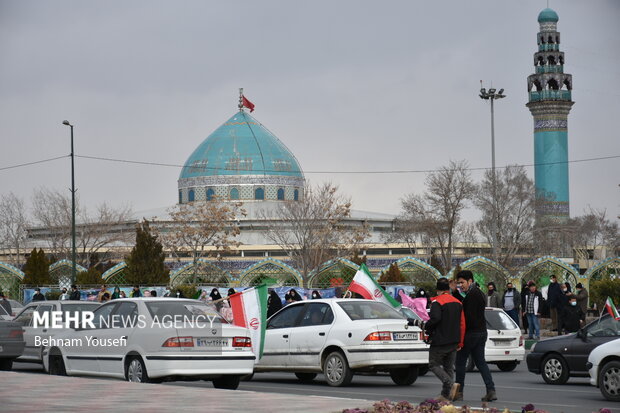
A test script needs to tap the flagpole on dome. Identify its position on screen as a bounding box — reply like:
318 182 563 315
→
238 87 244 111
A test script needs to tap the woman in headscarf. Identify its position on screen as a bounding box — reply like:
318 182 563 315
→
288 289 303 302
267 290 283 318
209 288 223 311
311 290 322 299
111 286 121 300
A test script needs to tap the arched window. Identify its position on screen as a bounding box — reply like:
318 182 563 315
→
230 187 239 200
294 188 299 201
277 188 285 200
188 189 195 202
206 188 215 201
255 187 264 200
179 190 183 204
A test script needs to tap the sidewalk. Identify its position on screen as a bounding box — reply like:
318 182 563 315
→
0 371 370 413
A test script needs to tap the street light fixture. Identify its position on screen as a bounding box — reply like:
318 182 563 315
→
479 84 506 263
62 120 77 285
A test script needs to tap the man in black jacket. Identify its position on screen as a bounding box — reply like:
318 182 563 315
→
453 270 496 402
69 285 81 301
547 275 562 332
422 278 465 402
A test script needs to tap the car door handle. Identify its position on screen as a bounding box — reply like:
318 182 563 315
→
283 334 289 338
319 332 325 336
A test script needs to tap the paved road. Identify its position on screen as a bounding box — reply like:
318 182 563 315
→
12 362 617 413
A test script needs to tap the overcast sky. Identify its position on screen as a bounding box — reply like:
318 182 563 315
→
1 0 618 222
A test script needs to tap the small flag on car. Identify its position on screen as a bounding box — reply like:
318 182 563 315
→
605 297 620 320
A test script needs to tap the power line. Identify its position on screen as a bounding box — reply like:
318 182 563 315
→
74 153 620 175
0 155 68 171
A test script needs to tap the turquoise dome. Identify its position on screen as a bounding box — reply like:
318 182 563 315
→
538 8 559 23
180 111 303 179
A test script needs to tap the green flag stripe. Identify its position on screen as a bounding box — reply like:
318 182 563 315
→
360 263 400 308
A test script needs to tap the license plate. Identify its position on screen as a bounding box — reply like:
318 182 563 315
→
493 340 513 347
196 338 229 347
393 332 418 341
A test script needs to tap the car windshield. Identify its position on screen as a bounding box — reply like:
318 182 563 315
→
61 303 99 313
399 306 422 321
586 314 620 337
338 301 404 321
146 300 228 324
0 305 8 316
485 310 518 330
8 299 23 309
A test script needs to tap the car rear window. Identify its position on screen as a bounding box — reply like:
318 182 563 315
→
485 310 517 330
61 303 99 313
399 306 422 321
146 300 228 324
338 301 404 321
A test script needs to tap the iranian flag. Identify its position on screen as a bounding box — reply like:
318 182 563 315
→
229 285 268 361
348 263 400 308
605 297 620 320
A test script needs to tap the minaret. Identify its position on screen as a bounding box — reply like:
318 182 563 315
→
526 8 574 221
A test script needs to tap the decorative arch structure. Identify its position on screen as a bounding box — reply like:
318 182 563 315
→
170 259 232 287
308 258 359 288
584 257 620 281
516 256 579 288
447 256 510 291
378 257 441 284
102 262 128 285
0 262 25 299
238 258 302 287
49 260 87 287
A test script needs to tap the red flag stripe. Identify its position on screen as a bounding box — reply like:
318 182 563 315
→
349 281 373 300
229 292 247 327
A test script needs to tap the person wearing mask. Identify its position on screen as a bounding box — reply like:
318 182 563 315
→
520 281 531 332
119 291 127 298
501 283 520 327
560 294 585 334
210 288 223 310
163 287 171 297
547 275 562 332
111 286 121 300
69 285 81 300
32 287 46 302
453 270 496 402
412 277 465 402
523 282 543 340
311 290 322 299
175 289 185 298
486 282 501 308
267 290 283 318
59 288 69 301
575 283 589 314
130 285 142 298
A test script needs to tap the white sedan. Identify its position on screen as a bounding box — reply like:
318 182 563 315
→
587 337 620 401
255 298 428 386
42 298 255 389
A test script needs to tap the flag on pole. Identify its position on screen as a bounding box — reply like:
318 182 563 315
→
229 285 268 361
242 95 255 112
604 297 620 320
348 263 400 308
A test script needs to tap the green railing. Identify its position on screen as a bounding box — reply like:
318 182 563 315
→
536 65 564 74
529 90 571 102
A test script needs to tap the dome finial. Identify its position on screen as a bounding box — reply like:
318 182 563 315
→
238 88 244 111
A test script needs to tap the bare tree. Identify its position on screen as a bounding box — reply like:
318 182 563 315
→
0 193 30 266
156 199 245 283
260 182 370 286
474 165 537 270
30 188 134 266
398 160 474 273
570 207 619 266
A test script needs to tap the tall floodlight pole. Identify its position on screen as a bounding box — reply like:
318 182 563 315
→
479 85 505 263
62 120 77 285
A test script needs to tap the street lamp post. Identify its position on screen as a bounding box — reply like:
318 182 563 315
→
62 120 77 285
479 86 505 263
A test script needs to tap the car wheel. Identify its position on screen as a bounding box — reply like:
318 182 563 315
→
323 351 353 387
541 354 569 385
48 355 66 376
466 355 476 372
241 373 254 381
295 372 318 383
213 375 241 390
389 366 419 386
497 361 518 372
599 360 620 402
126 356 150 383
0 358 13 371
418 365 429 376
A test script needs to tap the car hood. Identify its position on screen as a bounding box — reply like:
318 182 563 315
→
533 333 576 349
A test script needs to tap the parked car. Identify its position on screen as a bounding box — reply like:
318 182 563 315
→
587 337 620 401
527 313 620 384
7 299 24 316
42 298 255 389
0 320 25 370
12 300 100 363
254 299 428 387
0 305 12 321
